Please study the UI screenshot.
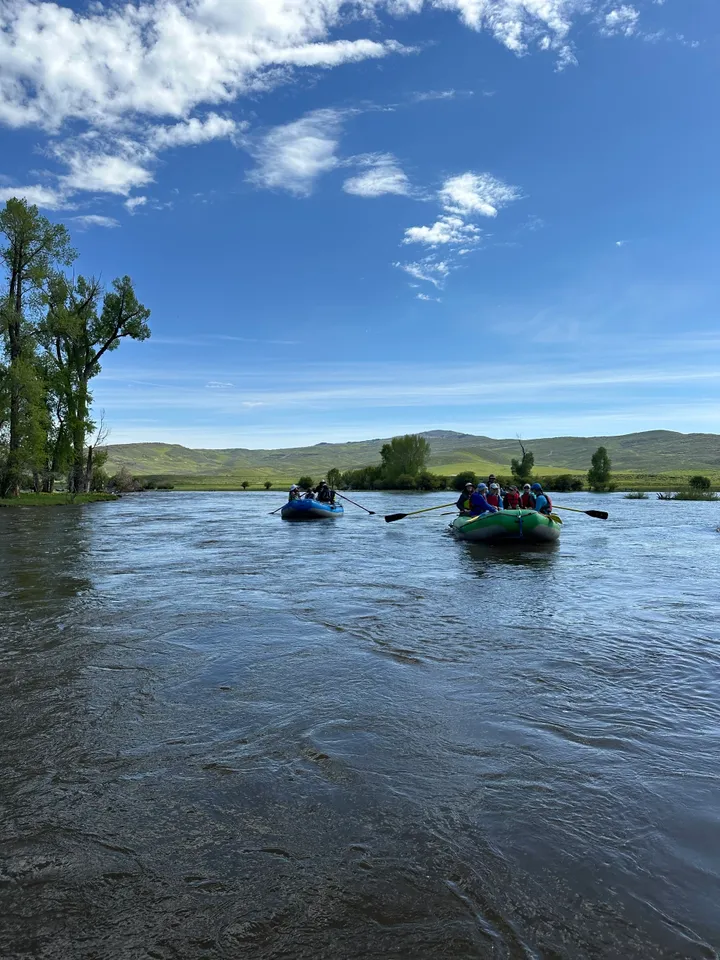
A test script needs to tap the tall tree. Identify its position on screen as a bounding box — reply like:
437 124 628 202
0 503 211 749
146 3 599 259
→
380 434 430 481
587 446 612 491
0 198 74 496
326 467 342 489
42 275 150 493
511 439 535 484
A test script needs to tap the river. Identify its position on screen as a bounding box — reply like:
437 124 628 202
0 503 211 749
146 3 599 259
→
1 491 719 959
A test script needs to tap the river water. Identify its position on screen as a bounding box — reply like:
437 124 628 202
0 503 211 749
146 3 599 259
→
1 491 719 959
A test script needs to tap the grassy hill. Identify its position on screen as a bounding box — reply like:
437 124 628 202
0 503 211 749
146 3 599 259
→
104 430 720 489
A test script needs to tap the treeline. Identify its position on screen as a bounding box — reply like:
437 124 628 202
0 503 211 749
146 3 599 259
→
336 435 447 491
0 198 150 498
332 435 615 493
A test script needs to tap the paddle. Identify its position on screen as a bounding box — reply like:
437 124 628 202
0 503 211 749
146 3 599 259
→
385 501 457 523
553 504 608 520
335 492 375 515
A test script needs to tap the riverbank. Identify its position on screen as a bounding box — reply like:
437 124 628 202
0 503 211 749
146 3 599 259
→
0 493 119 508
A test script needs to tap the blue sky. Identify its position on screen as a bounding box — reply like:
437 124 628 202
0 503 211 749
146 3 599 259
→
1 0 718 448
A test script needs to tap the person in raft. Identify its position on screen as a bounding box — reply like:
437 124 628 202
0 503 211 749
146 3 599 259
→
316 480 336 504
469 483 499 517
519 483 536 509
531 482 553 516
486 483 503 510
503 485 521 509
456 482 475 514
303 486 316 499
288 484 301 501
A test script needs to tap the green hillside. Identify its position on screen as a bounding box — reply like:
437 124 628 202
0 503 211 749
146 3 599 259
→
105 430 720 485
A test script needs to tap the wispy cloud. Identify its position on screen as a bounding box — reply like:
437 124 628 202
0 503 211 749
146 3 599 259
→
403 215 480 247
439 172 521 217
125 196 147 214
0 183 69 210
394 258 451 288
247 109 345 196
72 214 120 229
343 153 412 197
601 6 640 37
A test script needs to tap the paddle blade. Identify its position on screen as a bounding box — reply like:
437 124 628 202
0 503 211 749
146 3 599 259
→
586 509 609 520
384 513 407 523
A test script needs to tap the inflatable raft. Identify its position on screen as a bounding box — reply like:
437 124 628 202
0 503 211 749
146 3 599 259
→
450 509 561 543
281 498 344 521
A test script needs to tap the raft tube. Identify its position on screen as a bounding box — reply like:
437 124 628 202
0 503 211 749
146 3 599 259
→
450 509 561 543
281 498 344 521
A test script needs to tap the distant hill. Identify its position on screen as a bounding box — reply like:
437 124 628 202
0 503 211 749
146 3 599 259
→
104 430 720 481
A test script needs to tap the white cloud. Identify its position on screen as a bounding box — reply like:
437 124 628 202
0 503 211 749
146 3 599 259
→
0 1 408 132
54 136 155 196
0 183 68 209
125 196 147 214
343 154 412 197
411 89 469 102
72 214 121 229
602 6 640 36
417 292 441 301
0 1 646 139
439 172 521 217
206 381 234 389
403 215 480 246
616 239 629 247
394 257 450 287
149 114 243 149
247 109 344 196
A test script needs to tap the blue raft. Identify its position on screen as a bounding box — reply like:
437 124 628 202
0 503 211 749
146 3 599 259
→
281 498 344 521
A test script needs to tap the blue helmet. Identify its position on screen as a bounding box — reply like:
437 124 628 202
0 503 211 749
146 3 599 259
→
531 482 542 492
476 482 488 491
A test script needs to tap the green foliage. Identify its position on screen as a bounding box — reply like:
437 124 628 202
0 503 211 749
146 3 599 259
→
511 443 534 484
415 471 447 491
109 467 137 493
241 480 249 490
297 475 314 489
0 492 117 507
326 467 342 489
689 475 711 491
588 446 612 491
550 474 584 492
452 470 477 491
380 434 430 481
264 480 272 490
341 465 384 490
672 490 718 501
625 491 648 499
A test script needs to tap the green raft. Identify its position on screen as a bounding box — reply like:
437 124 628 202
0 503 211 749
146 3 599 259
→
450 509 561 544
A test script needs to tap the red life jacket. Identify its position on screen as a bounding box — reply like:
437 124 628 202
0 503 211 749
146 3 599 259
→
504 491 520 509
486 493 501 508
520 492 535 509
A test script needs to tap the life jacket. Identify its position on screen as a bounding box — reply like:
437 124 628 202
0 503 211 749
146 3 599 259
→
537 493 553 515
486 493 501 509
504 491 520 509
520 492 535 509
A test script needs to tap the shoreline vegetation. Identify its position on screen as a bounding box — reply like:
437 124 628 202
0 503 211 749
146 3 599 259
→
0 492 118 507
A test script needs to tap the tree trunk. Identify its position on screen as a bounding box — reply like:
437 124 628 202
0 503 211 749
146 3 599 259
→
70 380 88 494
32 470 41 494
1 251 23 497
85 445 93 494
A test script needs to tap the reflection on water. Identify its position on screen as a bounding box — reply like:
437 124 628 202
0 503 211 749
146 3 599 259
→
1 491 720 959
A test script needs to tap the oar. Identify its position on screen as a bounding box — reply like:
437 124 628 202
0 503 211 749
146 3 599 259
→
553 504 608 520
335 492 375 515
385 501 457 523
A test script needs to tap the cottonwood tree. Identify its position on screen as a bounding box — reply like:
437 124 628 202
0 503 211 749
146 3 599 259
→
587 446 612 491
511 438 535 485
380 434 430 482
0 198 74 496
42 275 150 493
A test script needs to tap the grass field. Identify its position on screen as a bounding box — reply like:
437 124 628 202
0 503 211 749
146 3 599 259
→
0 493 119 507
147 471 720 493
